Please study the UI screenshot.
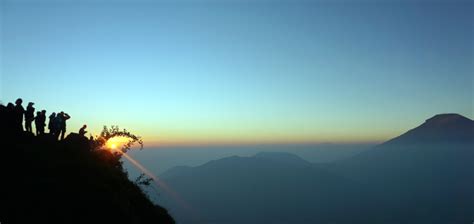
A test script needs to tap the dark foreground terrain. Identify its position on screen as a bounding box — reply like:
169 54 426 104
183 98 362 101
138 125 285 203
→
0 112 174 224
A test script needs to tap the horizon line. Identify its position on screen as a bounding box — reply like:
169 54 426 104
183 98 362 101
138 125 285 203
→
139 140 383 149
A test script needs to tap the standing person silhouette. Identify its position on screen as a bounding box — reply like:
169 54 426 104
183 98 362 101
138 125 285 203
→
39 110 47 135
0 104 6 134
58 111 71 140
34 110 47 135
48 112 56 135
6 103 16 131
25 102 35 133
34 111 41 135
53 113 62 140
14 98 25 132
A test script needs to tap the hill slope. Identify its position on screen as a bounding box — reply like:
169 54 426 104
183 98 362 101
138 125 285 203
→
0 123 174 223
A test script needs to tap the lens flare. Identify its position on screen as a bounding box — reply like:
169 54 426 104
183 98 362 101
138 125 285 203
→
117 151 197 217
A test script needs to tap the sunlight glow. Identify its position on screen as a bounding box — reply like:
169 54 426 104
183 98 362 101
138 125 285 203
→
106 136 130 151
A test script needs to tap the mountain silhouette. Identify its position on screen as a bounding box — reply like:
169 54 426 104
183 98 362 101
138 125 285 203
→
333 113 474 223
159 153 379 224
253 151 312 166
158 113 473 224
0 113 174 223
335 113 474 176
382 113 474 146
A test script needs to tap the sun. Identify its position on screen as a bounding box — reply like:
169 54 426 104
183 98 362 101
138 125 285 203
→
105 136 130 151
106 141 119 151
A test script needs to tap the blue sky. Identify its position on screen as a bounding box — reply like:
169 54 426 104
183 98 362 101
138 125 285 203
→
1 0 473 145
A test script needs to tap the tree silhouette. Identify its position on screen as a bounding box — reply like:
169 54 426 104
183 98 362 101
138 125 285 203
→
95 125 144 154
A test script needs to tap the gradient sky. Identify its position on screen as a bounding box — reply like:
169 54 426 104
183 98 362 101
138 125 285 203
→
1 0 473 146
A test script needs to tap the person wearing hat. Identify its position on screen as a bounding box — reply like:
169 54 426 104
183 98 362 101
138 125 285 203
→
25 102 35 133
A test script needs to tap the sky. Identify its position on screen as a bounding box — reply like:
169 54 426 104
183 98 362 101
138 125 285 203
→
1 0 473 146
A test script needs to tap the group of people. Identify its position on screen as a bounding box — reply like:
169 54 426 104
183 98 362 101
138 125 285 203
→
0 98 87 140
48 111 71 140
24 102 47 135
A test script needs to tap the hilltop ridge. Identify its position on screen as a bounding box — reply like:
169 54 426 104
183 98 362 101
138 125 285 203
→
0 106 174 223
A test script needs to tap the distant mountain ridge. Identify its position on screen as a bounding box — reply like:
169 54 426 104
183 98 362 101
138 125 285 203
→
333 113 474 223
337 113 474 177
159 151 373 224
253 151 312 166
160 152 313 181
157 113 474 224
